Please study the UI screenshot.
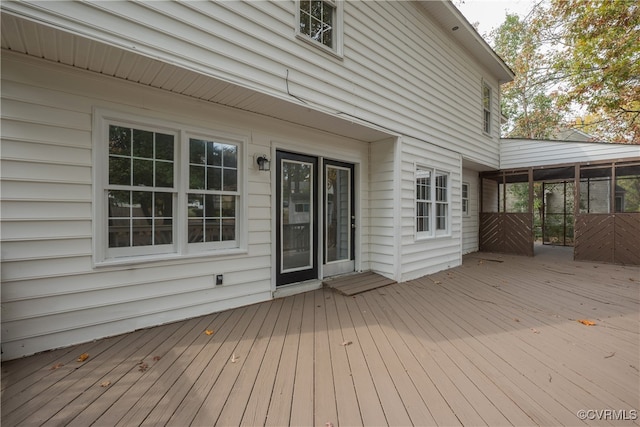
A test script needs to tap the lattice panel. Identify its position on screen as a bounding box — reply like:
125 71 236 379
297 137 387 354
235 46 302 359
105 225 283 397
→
614 214 640 265
575 214 614 263
480 213 533 257
575 213 640 265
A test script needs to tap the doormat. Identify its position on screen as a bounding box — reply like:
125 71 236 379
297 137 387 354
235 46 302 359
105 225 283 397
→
323 271 396 296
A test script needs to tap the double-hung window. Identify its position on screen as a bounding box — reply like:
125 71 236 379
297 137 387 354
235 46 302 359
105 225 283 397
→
107 124 176 256
462 182 470 216
416 166 450 238
187 138 238 249
96 110 244 264
297 0 343 56
482 82 492 134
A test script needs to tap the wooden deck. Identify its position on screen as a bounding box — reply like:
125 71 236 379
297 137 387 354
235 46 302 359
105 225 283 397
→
3 250 639 426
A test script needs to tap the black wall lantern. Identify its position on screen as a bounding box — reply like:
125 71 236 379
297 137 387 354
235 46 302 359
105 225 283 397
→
255 154 271 171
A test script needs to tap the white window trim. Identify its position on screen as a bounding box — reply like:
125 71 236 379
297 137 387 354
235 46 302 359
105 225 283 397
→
462 182 470 217
93 108 248 267
415 164 451 240
295 0 344 58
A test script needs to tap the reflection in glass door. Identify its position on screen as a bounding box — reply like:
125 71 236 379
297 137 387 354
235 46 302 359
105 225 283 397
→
276 151 318 286
324 160 355 277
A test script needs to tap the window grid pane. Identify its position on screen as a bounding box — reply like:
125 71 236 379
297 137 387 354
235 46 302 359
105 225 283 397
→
416 167 449 235
104 121 242 258
299 0 334 48
462 183 469 215
107 125 175 249
108 190 173 248
187 193 238 243
189 139 238 193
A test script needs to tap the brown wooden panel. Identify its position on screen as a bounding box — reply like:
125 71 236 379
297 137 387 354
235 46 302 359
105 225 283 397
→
480 213 533 257
574 214 614 263
614 213 640 265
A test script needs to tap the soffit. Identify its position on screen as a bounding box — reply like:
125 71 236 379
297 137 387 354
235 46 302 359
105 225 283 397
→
1 12 392 143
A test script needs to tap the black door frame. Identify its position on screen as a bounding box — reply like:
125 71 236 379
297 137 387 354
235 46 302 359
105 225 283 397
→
276 150 319 286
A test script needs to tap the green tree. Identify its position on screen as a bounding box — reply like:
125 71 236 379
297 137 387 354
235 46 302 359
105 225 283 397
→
489 1 639 143
547 0 640 144
489 12 565 139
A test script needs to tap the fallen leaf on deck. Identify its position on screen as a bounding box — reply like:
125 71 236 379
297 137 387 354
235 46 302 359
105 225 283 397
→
100 380 111 387
231 353 239 363
77 353 90 362
204 329 214 335
577 319 596 326
138 363 148 372
513 318 520 322
530 328 540 334
50 363 64 370
341 341 353 346
153 356 161 361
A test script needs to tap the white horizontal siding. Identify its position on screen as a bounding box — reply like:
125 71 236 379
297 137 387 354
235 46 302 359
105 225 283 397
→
3 0 502 168
501 139 640 169
368 138 397 278
399 138 463 281
0 53 372 360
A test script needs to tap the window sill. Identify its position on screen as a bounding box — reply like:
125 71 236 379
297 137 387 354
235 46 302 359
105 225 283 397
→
295 34 344 60
94 248 249 269
415 232 452 241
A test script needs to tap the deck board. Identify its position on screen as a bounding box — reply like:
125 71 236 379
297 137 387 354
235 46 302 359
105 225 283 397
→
3 249 639 426
264 293 303 427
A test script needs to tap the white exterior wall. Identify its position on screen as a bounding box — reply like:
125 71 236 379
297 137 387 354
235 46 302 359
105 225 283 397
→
501 139 640 169
3 1 503 168
368 138 399 279
0 0 512 359
0 54 372 360
462 168 480 254
399 138 463 281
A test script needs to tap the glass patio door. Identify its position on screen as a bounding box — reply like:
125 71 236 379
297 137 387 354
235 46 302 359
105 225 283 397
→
276 151 318 286
323 160 355 277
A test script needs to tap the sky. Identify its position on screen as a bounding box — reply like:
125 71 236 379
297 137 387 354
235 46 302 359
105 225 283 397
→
456 0 535 37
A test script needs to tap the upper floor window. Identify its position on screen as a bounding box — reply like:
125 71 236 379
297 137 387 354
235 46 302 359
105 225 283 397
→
297 0 343 56
416 166 450 238
483 82 492 134
96 110 245 264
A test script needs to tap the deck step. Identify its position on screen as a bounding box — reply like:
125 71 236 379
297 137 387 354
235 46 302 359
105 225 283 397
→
323 271 396 296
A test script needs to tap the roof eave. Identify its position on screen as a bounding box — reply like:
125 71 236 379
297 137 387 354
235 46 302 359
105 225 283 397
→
418 0 515 84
